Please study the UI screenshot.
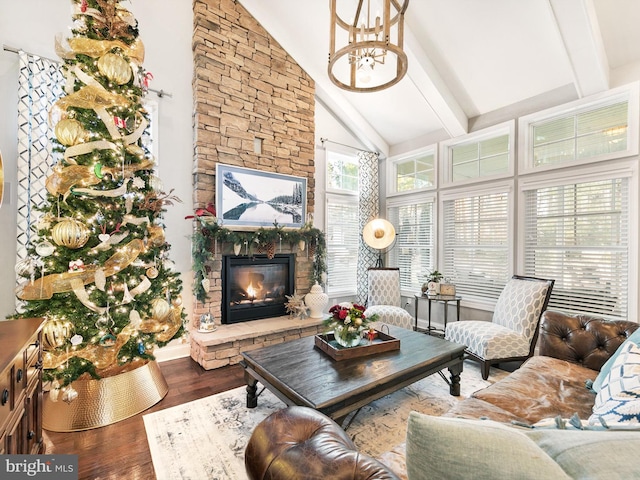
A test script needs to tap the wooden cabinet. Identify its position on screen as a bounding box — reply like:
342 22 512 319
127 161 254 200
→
0 317 44 454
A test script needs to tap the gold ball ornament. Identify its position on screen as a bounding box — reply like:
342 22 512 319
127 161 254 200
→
52 218 91 249
97 53 132 85
151 298 171 320
54 118 85 146
42 320 74 350
145 266 159 279
171 295 183 307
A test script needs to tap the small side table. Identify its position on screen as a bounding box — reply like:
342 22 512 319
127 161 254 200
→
414 294 462 335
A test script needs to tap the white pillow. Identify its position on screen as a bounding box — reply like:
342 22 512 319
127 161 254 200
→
589 341 640 426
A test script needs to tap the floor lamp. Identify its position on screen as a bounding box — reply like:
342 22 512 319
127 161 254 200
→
362 218 397 267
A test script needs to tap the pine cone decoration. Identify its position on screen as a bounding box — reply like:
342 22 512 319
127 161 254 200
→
308 241 317 258
266 241 276 259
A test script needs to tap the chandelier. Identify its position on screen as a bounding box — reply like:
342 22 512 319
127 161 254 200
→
328 0 409 93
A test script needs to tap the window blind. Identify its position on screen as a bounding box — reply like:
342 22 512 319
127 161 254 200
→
523 178 629 320
443 191 510 300
326 198 359 295
389 201 434 292
450 134 509 181
531 100 628 167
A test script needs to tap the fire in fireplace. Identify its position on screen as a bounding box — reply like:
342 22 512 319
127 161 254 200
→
222 254 295 324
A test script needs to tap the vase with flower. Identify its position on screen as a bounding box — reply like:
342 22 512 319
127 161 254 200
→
324 302 379 348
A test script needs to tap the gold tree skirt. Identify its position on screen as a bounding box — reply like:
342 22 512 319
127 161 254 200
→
43 360 168 432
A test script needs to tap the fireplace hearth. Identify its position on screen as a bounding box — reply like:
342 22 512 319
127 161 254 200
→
222 254 295 324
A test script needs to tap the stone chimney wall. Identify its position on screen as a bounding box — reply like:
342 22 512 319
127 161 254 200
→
191 0 316 322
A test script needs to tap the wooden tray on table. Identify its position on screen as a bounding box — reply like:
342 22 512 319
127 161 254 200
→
314 329 400 361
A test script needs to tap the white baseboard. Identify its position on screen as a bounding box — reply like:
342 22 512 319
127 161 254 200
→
155 342 190 362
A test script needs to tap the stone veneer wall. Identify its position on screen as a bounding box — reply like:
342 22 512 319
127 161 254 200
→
191 0 316 326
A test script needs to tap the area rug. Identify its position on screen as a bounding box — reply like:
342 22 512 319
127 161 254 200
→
143 361 508 480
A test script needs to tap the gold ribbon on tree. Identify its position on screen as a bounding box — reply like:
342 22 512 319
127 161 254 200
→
51 84 130 120
69 278 107 314
16 239 144 300
138 307 183 342
69 274 151 312
43 323 137 370
62 140 119 165
56 36 145 64
42 305 182 370
46 159 155 198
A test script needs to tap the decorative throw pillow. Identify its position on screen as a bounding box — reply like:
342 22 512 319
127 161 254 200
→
405 412 570 480
592 327 640 392
589 341 640 426
523 429 640 479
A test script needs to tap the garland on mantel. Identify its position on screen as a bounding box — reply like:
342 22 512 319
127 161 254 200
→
190 216 327 303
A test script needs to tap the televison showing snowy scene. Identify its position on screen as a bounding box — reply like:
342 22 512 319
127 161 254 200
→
216 164 307 228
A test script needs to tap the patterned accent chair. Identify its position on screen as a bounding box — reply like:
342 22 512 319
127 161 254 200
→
364 268 414 330
444 275 554 380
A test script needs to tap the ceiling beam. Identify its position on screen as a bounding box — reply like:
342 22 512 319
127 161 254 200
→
403 28 468 138
547 0 609 97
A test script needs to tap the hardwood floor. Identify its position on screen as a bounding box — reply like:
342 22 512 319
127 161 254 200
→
44 357 246 480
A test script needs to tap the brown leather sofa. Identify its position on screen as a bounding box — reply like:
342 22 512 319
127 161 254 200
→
442 310 638 423
245 311 639 480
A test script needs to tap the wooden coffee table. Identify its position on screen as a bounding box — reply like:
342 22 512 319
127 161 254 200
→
240 326 466 424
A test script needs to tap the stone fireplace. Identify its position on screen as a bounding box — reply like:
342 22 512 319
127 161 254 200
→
189 1 321 369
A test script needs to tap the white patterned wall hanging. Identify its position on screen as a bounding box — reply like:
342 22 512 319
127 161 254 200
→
357 150 380 304
15 52 64 301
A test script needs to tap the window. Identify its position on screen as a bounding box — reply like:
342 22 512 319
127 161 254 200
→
325 150 359 295
519 84 639 173
451 134 509 181
522 175 630 320
382 86 639 317
393 152 435 193
441 121 515 186
325 196 359 295
442 187 511 302
388 197 435 293
532 101 628 167
327 150 358 191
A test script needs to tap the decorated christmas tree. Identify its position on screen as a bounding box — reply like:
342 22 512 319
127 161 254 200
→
14 0 184 405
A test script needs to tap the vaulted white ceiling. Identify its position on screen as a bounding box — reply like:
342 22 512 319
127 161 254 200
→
238 0 640 157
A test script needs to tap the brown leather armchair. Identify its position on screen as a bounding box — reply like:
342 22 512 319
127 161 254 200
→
245 406 399 480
